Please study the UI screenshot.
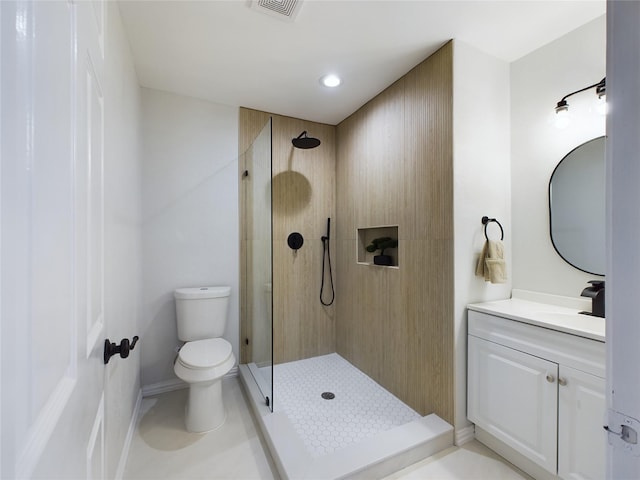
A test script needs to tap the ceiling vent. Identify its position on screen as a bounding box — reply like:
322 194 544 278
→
250 0 303 22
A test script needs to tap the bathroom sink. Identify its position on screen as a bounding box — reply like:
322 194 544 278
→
527 310 605 339
504 310 605 340
533 311 590 322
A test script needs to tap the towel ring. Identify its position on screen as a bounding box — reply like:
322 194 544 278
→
482 216 504 241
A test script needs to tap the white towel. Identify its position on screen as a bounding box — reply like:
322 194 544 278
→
475 240 507 284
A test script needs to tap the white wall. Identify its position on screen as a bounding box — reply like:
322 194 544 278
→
511 16 606 298
103 3 142 478
453 40 512 438
140 89 239 388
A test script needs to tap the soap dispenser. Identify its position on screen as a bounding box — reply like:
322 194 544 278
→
580 280 605 318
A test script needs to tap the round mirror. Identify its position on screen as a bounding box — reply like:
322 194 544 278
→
549 136 605 276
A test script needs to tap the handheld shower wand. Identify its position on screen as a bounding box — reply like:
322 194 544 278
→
320 218 335 306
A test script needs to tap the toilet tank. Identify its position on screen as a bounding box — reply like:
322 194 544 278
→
174 286 231 341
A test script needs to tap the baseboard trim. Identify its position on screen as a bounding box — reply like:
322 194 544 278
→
141 366 238 397
454 425 475 446
142 378 187 397
115 389 142 480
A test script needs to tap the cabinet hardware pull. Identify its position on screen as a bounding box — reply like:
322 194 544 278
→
558 377 568 386
546 374 555 383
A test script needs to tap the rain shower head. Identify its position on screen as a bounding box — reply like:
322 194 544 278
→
292 131 321 149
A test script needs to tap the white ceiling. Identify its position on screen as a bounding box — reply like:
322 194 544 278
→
118 0 605 125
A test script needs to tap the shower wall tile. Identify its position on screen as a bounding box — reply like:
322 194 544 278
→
335 43 454 423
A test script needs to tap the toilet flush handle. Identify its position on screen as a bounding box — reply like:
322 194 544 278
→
104 336 139 364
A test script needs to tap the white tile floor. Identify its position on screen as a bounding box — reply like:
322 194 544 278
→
269 353 421 457
123 378 277 479
384 441 533 480
124 376 532 480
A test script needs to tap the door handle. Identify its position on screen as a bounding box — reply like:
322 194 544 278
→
104 336 139 364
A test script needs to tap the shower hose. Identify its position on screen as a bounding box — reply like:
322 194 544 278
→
320 235 335 306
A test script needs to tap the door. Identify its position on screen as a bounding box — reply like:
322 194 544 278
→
558 365 606 480
468 335 558 473
606 1 640 477
1 1 107 477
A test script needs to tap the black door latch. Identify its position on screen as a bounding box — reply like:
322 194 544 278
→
104 336 139 364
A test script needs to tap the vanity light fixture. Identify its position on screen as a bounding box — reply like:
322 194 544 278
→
554 78 606 115
553 77 605 128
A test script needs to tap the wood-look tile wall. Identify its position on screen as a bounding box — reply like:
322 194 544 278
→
335 43 454 422
239 108 337 365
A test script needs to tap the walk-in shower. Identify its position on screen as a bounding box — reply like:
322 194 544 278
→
238 117 452 479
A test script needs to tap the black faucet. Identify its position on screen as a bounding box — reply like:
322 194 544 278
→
580 280 605 318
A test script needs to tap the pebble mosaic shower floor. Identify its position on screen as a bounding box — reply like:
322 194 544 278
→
262 353 421 457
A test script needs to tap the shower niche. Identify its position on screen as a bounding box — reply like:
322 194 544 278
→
357 225 399 268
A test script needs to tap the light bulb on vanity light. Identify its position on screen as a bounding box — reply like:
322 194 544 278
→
595 79 606 115
595 94 607 116
554 100 571 129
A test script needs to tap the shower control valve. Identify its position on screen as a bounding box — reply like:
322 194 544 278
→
287 232 304 250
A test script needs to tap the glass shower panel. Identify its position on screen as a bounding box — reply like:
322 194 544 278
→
245 118 273 410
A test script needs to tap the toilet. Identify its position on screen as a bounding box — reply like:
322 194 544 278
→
173 286 236 433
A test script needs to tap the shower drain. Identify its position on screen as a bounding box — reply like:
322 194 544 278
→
321 392 335 400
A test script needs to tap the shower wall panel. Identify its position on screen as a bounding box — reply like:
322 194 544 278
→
335 42 454 423
239 108 337 365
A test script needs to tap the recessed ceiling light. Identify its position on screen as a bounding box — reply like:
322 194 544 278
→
320 74 341 88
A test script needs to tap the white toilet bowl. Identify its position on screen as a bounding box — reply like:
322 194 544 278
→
174 337 236 433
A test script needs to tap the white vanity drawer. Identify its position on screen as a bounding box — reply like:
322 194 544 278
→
468 310 605 378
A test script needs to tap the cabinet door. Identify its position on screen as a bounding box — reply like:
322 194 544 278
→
468 335 558 473
558 365 606 480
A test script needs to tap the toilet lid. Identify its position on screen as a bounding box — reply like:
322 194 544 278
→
174 286 230 300
178 338 232 369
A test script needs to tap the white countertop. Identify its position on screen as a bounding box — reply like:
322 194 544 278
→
468 289 605 342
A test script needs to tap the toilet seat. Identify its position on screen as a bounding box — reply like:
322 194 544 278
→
174 338 235 385
178 338 232 369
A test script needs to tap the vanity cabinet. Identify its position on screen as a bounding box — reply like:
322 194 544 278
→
467 309 606 480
